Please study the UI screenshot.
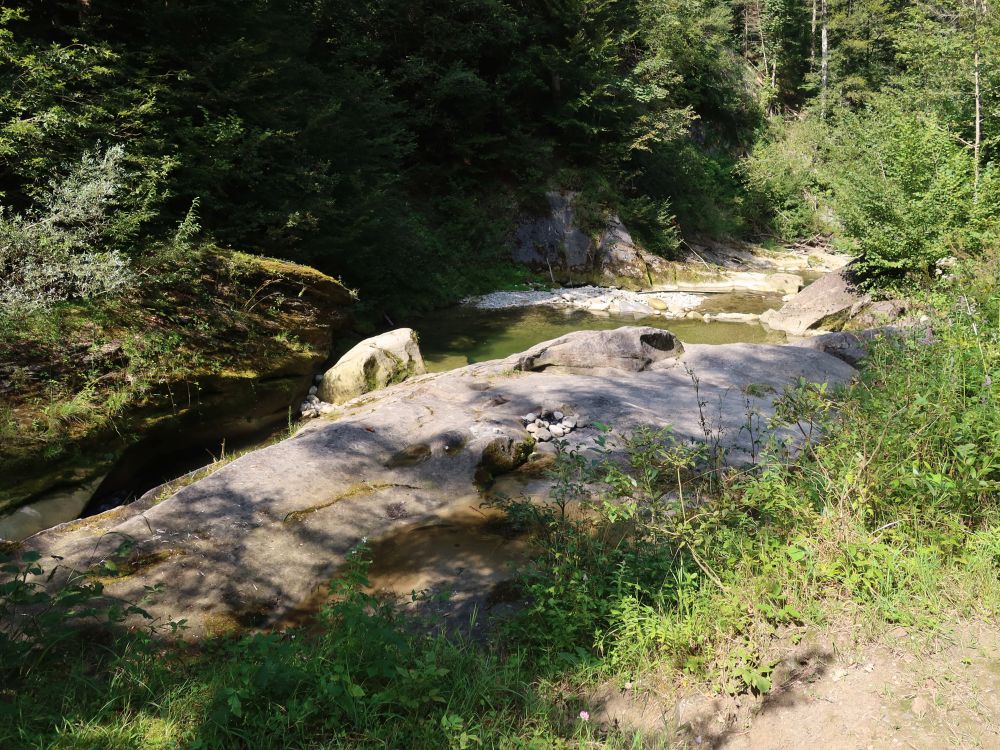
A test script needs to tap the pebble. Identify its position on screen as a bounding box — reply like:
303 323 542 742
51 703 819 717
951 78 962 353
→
553 410 564 420
525 412 538 422
535 428 552 442
526 423 539 433
314 373 324 384
563 417 577 429
550 425 566 438
308 385 318 396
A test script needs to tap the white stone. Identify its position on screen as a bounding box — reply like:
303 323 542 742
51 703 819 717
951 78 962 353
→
525 412 538 422
535 428 552 442
553 411 564 420
526 423 539 433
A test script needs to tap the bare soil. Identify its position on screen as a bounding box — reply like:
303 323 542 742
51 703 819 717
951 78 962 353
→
593 619 1000 749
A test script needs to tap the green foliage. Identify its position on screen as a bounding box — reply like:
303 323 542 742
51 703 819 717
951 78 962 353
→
830 102 997 287
0 146 140 314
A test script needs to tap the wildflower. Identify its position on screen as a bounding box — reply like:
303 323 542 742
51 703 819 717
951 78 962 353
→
579 710 590 721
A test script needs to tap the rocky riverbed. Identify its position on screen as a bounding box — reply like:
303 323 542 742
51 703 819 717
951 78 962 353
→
10 326 859 637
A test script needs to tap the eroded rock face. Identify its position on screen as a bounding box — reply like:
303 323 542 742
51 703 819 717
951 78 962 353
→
319 328 426 404
0 254 354 538
512 192 596 271
514 327 683 373
13 328 856 636
761 268 868 335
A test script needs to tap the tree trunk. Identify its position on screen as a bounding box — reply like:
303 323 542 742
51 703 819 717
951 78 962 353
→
972 0 982 200
820 0 829 117
811 0 817 71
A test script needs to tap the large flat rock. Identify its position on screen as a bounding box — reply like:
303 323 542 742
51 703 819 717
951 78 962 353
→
15 330 856 636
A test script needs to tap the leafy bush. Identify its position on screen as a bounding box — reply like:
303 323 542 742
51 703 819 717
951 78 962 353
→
0 145 141 315
740 115 833 238
830 103 996 288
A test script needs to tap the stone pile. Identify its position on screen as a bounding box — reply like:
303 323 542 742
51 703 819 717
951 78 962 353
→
299 379 338 419
522 410 581 442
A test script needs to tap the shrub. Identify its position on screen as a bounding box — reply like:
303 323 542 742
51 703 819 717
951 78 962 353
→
829 103 998 289
0 145 140 315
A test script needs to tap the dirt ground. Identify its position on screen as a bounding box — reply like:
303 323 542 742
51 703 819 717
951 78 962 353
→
592 619 1000 749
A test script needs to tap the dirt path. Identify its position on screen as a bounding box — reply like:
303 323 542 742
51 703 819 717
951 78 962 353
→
595 620 1000 749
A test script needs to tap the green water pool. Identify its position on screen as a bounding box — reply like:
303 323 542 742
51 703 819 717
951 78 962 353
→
414 303 787 372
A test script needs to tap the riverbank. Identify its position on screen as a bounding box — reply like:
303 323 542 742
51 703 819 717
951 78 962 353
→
2 257 997 749
0 246 354 539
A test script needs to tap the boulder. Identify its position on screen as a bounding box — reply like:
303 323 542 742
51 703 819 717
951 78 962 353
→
760 268 868 335
767 272 805 294
514 326 683 373
790 330 872 367
0 252 354 539
845 299 911 330
319 328 426 404
512 193 673 283
791 325 923 367
647 297 668 311
611 299 657 317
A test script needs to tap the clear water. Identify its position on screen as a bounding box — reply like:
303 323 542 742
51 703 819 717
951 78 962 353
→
415 297 788 373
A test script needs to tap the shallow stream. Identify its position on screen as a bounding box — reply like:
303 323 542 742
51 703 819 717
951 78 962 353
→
415 291 787 372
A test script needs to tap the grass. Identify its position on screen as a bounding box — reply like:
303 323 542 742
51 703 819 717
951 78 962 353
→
0 256 998 748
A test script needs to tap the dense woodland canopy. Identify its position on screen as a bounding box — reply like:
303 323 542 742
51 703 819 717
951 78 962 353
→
0 0 997 311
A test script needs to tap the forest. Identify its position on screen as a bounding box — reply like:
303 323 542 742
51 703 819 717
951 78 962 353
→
2 0 995 315
1 1 999 748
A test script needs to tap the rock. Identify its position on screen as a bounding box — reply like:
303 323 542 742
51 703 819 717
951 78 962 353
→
308 385 318 396
512 192 595 271
647 297 668 311
563 417 577 429
617 299 657 317
767 272 805 294
550 425 566 438
13 328 856 635
845 299 911 330
553 411 564 420
760 267 868 335
515 327 684 373
589 301 610 312
319 328 426 404
526 423 539 433
525 412 538 422
791 326 913 367
0 253 354 535
712 312 760 323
